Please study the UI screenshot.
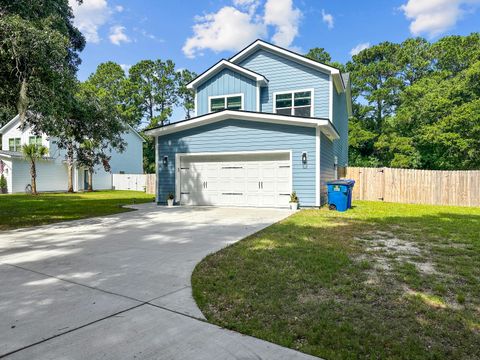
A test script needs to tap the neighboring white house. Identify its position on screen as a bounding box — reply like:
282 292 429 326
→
0 115 144 193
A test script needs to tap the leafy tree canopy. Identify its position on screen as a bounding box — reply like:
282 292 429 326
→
308 32 480 170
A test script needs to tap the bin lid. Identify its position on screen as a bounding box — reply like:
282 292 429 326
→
327 179 355 186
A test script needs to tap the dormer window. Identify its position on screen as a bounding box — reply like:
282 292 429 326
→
29 136 42 146
274 90 313 117
209 94 243 112
8 138 21 152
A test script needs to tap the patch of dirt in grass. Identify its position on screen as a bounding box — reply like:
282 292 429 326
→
297 288 342 305
355 230 441 276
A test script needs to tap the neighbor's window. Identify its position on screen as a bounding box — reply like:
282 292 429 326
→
275 90 312 117
210 95 242 112
29 136 42 146
8 138 21 152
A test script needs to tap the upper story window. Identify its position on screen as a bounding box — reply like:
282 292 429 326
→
8 138 21 152
274 90 313 117
29 136 42 146
209 94 243 112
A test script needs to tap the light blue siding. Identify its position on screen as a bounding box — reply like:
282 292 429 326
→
320 133 335 204
333 90 349 167
196 68 257 115
239 49 330 118
157 119 317 206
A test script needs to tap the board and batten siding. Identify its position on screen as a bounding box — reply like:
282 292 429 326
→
333 89 348 167
320 133 335 204
11 158 69 193
157 119 317 206
239 49 330 118
196 69 257 116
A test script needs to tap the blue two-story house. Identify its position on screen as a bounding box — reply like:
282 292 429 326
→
145 40 352 208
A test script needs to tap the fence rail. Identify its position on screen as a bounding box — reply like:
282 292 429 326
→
344 167 480 207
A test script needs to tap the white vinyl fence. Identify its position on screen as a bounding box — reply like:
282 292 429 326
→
112 173 156 194
112 174 147 192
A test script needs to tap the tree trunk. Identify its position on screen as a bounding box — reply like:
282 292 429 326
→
67 144 74 192
30 160 37 195
67 164 74 192
87 168 93 192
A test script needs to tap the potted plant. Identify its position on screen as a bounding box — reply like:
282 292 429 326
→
167 193 175 207
289 191 299 210
0 174 7 194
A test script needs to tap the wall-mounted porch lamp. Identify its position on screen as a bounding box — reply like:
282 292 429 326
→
163 156 168 167
302 152 307 165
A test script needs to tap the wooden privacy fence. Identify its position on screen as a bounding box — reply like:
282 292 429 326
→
344 167 480 207
145 174 156 194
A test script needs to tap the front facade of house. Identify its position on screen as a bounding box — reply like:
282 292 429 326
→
146 40 352 208
0 115 144 193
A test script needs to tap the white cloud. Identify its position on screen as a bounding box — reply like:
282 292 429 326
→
139 29 165 42
69 0 110 43
115 5 124 12
321 9 334 29
182 6 267 58
350 42 370 56
120 64 131 73
400 0 480 37
109 25 130 45
264 0 302 48
183 0 303 58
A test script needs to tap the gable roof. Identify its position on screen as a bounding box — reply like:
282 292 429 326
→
0 114 20 134
230 39 346 93
1 114 145 143
144 109 339 140
186 59 268 90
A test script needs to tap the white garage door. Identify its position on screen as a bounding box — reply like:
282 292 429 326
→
178 152 291 208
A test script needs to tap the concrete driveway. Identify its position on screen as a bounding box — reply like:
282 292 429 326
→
0 204 318 359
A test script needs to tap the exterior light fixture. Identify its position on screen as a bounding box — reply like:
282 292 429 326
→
302 152 307 164
163 156 168 167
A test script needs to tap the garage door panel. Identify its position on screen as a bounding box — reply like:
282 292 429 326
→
179 153 291 208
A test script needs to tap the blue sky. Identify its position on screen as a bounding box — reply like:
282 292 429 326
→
72 0 480 116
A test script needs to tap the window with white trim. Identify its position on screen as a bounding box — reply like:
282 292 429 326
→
8 138 21 152
275 90 312 117
29 136 42 146
209 95 242 112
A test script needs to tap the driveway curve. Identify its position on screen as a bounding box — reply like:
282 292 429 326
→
0 204 318 359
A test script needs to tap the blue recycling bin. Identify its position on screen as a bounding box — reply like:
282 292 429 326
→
327 179 355 212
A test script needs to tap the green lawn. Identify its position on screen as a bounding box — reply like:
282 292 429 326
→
192 201 480 359
0 190 154 231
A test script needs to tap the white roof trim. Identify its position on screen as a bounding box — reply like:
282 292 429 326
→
0 114 20 134
230 40 345 93
144 110 339 140
126 123 145 143
187 60 268 90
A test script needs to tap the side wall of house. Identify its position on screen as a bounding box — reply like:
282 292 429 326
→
109 129 144 174
196 69 258 116
157 119 317 206
11 158 69 193
239 49 330 118
320 133 335 204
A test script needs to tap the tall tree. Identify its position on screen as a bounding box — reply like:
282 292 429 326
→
86 62 142 128
177 69 197 119
129 59 178 127
72 81 127 191
0 1 84 126
305 47 332 64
